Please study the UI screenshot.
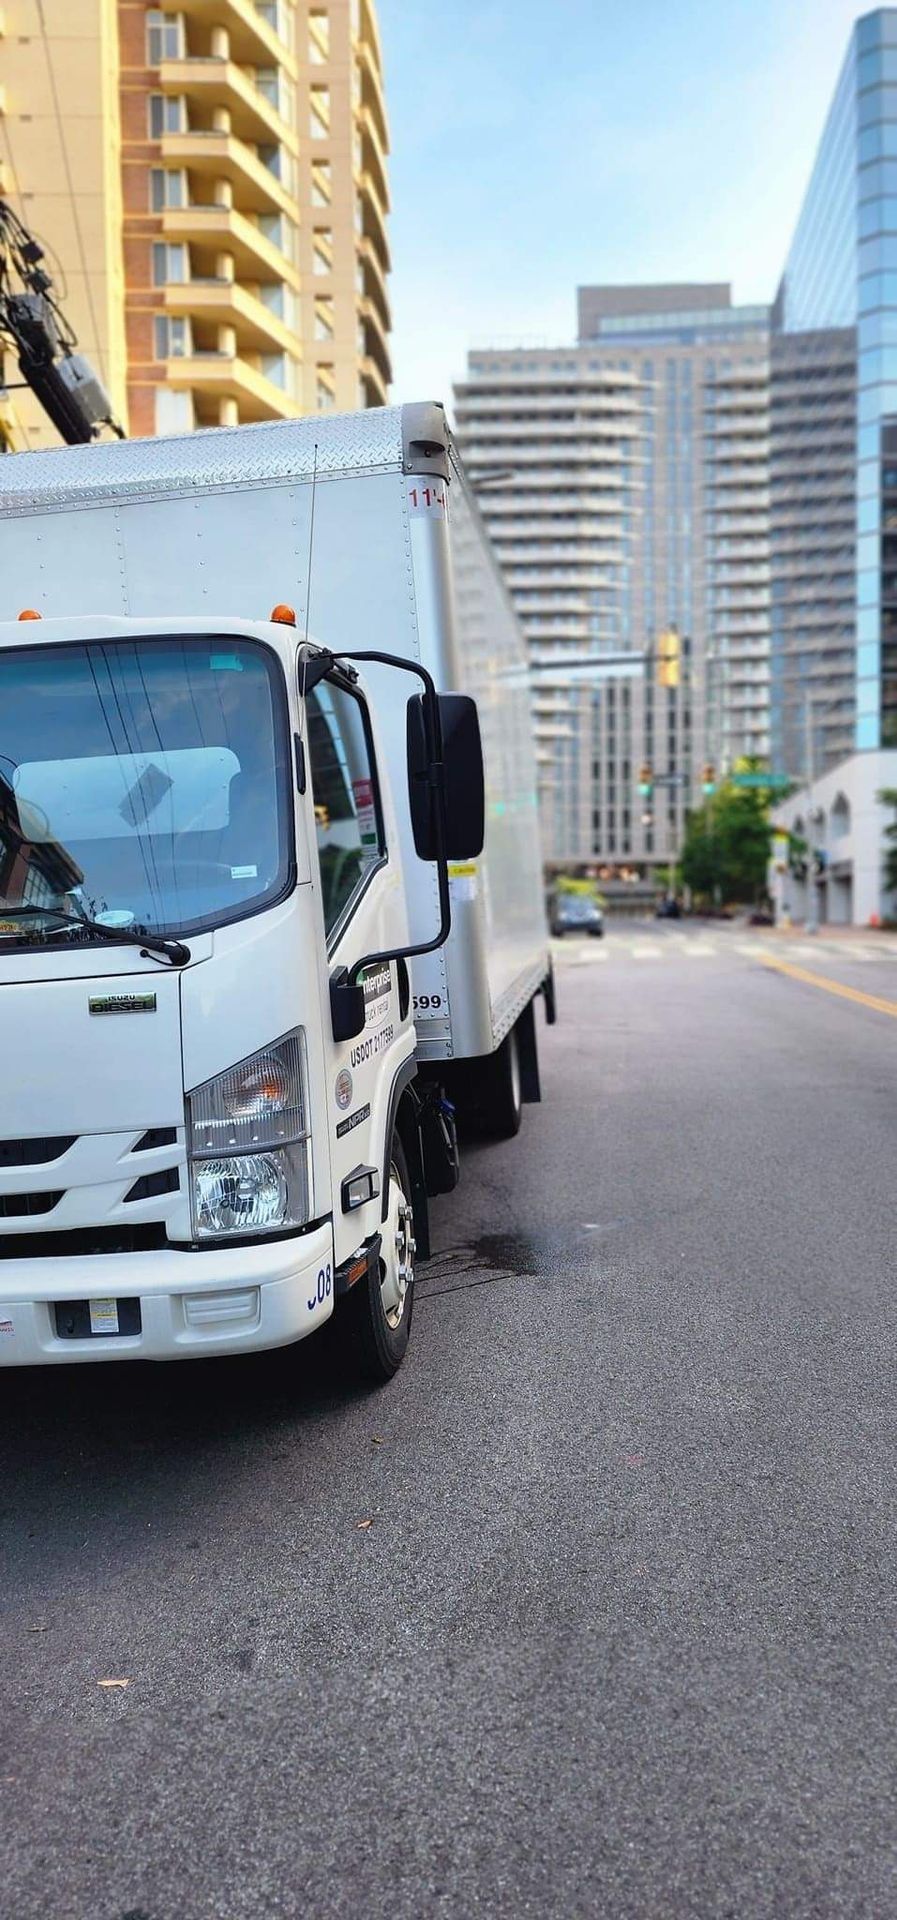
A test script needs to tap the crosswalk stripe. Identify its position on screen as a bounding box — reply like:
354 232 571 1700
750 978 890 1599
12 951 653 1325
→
630 944 662 960
576 947 607 964
682 944 716 957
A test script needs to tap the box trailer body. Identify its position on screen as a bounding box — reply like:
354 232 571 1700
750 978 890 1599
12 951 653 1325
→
0 404 552 1375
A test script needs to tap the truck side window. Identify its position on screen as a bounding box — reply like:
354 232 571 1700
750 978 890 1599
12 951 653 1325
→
306 680 383 935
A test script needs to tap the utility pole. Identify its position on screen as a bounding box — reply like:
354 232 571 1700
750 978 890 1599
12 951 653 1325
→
0 199 123 446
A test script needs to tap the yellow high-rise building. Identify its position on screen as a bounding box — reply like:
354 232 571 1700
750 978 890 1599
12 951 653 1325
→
0 1 391 448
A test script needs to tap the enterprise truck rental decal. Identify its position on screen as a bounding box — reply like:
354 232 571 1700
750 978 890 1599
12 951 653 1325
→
363 964 391 1027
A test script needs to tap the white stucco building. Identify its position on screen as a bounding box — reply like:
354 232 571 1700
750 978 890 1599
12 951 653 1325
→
770 750 897 927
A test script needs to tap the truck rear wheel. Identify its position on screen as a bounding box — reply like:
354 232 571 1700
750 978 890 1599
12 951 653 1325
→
344 1133 415 1383
476 1027 523 1140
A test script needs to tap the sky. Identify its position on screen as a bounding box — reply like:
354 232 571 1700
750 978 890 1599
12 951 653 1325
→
377 0 870 411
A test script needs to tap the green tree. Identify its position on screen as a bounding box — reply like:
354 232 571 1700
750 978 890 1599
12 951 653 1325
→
681 765 774 905
877 787 897 892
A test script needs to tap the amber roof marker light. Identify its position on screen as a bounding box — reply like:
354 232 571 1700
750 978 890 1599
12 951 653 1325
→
17 609 42 621
270 603 297 627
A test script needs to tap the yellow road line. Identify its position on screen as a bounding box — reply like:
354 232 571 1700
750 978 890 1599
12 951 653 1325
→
761 954 897 1020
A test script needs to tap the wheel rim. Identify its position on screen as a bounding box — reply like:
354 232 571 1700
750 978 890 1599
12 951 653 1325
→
380 1160 415 1329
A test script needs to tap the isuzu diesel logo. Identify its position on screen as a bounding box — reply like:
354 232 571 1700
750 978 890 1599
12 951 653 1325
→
89 993 157 1016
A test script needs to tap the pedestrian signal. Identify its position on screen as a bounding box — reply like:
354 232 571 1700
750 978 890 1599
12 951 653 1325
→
637 763 653 796
701 763 716 795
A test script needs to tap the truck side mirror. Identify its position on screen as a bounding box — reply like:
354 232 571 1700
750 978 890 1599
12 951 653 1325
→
407 692 485 862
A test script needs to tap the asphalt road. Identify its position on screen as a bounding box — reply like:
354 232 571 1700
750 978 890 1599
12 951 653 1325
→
4 922 897 1919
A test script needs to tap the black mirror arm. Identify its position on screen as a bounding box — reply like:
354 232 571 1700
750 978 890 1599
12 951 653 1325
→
327 649 451 981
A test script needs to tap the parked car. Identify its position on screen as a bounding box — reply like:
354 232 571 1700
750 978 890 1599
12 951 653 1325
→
551 893 604 937
655 897 682 920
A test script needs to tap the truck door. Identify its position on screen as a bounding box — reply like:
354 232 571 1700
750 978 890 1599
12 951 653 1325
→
305 674 415 1269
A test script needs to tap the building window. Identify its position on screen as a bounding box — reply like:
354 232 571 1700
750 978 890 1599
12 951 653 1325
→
310 86 330 138
257 212 298 264
148 93 186 137
311 160 332 206
146 10 185 63
314 298 334 341
257 2 294 51
309 11 330 61
258 144 296 197
256 69 294 122
260 283 298 331
149 168 186 211
316 368 336 410
313 232 333 275
260 351 288 390
154 315 191 359
152 241 188 285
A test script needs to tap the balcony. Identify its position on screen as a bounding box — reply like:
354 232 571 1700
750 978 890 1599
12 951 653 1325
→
358 295 391 385
355 103 389 213
359 354 388 406
161 129 296 215
160 57 299 155
356 170 391 271
356 36 389 154
165 350 301 423
164 278 301 356
163 204 299 287
356 234 391 330
177 0 298 74
454 390 645 418
356 0 385 78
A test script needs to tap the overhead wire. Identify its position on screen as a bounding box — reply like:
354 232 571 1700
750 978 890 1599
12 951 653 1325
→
34 0 106 381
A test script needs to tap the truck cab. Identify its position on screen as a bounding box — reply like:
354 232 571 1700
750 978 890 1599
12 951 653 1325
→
0 610 479 1380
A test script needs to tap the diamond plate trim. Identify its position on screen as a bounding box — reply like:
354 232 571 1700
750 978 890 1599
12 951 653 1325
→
0 408 406 517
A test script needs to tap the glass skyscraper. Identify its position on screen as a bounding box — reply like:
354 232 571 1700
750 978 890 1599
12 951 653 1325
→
771 6 897 776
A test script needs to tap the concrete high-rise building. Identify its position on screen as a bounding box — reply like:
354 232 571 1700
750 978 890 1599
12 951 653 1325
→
453 351 644 864
0 0 390 447
456 287 770 871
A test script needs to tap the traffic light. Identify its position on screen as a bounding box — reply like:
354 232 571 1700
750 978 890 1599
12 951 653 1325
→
701 763 716 795
637 762 653 796
657 627 681 689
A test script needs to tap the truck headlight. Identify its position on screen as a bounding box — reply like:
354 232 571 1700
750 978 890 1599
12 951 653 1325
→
186 1032 310 1240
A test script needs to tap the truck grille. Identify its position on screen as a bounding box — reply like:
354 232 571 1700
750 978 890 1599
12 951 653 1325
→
0 1191 64 1218
0 1128 185 1251
0 1137 75 1168
0 1224 169 1259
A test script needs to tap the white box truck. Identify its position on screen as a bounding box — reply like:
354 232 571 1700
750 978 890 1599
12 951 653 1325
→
0 404 553 1381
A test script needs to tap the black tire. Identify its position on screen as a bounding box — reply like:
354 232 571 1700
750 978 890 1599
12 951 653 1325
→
343 1132 415 1385
477 1026 523 1140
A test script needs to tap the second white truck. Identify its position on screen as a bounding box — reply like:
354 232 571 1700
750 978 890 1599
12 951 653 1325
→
0 403 552 1380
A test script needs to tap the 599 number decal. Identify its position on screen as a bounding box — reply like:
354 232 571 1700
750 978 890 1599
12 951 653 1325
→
308 1263 332 1312
413 994 443 1014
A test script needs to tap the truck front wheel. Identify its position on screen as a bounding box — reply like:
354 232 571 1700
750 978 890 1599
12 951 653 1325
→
345 1133 415 1383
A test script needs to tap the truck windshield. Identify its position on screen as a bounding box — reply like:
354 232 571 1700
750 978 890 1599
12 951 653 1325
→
0 635 292 945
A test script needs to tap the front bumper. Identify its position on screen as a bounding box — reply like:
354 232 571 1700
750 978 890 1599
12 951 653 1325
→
0 1222 335 1366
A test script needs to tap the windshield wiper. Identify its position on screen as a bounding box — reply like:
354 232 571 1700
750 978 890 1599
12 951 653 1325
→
0 906 190 968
